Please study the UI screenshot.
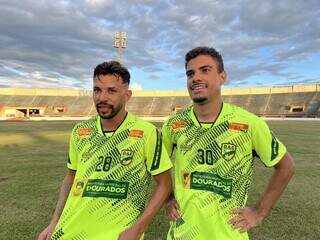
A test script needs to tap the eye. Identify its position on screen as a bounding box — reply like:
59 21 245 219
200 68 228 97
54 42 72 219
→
93 88 100 93
202 68 210 73
186 71 194 78
109 88 117 94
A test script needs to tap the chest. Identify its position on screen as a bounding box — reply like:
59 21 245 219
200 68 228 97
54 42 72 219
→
173 123 252 170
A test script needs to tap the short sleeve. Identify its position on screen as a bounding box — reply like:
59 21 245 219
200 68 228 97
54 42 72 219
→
68 128 78 170
145 127 172 175
161 120 175 157
252 118 287 167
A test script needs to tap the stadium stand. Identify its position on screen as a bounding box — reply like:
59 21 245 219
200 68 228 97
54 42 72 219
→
0 84 319 119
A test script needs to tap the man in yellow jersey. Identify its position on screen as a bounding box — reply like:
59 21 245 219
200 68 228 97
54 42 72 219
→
38 61 172 240
163 47 295 239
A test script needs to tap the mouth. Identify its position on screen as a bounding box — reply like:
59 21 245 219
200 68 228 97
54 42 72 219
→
191 83 207 91
97 103 113 113
97 103 113 108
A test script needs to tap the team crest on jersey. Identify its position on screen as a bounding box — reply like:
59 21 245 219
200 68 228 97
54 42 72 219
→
120 149 134 165
229 122 248 132
78 128 93 137
171 120 186 131
129 129 144 138
221 143 237 161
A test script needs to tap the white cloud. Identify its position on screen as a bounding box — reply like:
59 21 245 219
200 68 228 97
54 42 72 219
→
85 0 113 7
130 82 142 91
0 0 319 89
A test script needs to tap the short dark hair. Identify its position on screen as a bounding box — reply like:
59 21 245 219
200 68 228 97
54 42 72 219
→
185 46 224 73
93 61 130 85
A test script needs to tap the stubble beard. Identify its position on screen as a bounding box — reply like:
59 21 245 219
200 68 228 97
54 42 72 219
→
192 96 208 105
96 103 122 119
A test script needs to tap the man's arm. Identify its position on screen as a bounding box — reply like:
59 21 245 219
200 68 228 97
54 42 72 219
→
37 169 76 240
229 152 295 233
118 170 172 240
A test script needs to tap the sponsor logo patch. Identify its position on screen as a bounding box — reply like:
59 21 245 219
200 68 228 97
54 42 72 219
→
81 152 92 163
229 122 248 132
180 138 196 154
221 143 237 161
129 129 144 138
172 120 186 131
83 179 129 199
190 171 232 198
78 128 93 137
270 131 279 161
120 149 134 166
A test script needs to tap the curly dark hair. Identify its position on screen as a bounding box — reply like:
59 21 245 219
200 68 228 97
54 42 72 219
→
185 46 224 73
93 61 130 85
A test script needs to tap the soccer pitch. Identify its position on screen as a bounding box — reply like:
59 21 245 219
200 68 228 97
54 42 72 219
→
0 120 319 240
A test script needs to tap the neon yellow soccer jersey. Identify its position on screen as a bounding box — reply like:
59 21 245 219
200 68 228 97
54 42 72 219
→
51 112 172 240
162 103 287 240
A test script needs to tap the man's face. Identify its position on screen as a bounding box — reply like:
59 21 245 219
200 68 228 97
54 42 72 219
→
93 74 131 119
186 55 226 104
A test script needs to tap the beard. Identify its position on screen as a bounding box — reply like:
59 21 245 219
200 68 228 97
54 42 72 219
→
96 102 122 119
192 96 208 104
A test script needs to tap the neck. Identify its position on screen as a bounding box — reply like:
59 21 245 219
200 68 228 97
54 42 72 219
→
101 109 127 132
193 98 222 123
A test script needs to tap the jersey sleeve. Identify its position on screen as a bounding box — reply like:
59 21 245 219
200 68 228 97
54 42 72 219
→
145 127 172 175
67 127 78 170
251 117 287 167
161 120 175 157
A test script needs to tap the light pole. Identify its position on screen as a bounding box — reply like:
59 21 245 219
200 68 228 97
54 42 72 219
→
113 31 127 64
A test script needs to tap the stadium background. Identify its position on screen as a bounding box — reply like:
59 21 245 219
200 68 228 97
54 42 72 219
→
0 84 319 239
0 84 319 119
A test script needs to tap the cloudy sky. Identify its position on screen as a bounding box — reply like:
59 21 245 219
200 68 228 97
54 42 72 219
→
0 0 319 91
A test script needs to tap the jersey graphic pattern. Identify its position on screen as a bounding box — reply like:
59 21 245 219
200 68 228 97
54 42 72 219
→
163 103 286 240
52 114 170 240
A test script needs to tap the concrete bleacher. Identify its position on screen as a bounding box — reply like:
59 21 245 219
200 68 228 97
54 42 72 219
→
127 97 154 116
67 96 93 116
264 92 316 116
2 95 35 107
0 84 319 118
223 94 271 115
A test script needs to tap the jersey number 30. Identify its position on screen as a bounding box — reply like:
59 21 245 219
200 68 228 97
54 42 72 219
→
197 149 215 165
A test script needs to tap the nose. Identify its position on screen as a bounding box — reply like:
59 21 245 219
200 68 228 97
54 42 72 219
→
192 71 202 83
97 90 110 102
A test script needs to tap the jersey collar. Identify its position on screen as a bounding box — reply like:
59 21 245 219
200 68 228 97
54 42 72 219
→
190 102 226 128
96 112 134 136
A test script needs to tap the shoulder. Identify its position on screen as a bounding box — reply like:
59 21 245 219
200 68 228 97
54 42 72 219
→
224 102 262 123
71 116 98 136
163 106 192 128
128 113 158 138
223 103 268 134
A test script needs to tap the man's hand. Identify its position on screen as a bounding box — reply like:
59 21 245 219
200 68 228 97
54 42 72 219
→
229 207 264 233
165 197 180 221
118 225 142 240
37 223 56 240
38 170 75 240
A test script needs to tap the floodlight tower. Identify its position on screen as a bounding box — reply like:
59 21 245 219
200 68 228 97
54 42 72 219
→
113 31 127 64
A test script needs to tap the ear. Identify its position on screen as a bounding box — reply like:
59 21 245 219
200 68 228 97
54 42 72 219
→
219 70 227 85
126 89 132 101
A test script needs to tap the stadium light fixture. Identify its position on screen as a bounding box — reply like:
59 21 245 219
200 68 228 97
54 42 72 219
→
113 31 127 64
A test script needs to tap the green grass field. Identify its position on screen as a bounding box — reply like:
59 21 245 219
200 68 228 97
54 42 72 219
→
0 120 319 240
